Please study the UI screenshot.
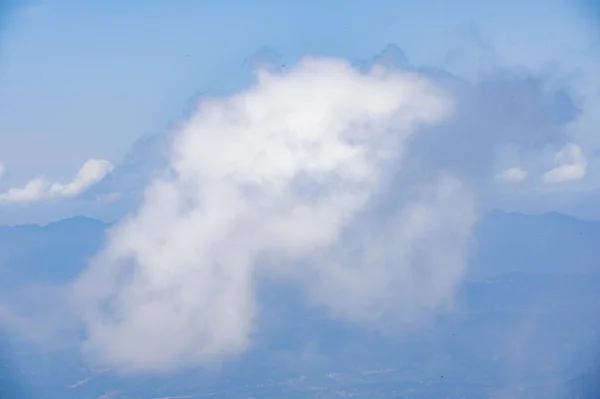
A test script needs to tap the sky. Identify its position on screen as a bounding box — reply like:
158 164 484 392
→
1 0 600 380
0 0 597 182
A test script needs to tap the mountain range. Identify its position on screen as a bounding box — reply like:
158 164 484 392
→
0 210 599 398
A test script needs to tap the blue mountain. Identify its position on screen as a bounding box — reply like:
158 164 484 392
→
0 217 110 289
0 211 599 398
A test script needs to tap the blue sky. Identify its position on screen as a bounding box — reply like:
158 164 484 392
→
0 0 600 224
0 0 594 175
582 0 600 27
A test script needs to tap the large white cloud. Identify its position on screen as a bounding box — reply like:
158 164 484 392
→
84 46 584 214
70 57 477 373
64 47 584 373
0 158 113 204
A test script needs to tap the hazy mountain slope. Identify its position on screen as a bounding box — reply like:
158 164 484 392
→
471 210 600 278
0 217 110 289
0 211 599 398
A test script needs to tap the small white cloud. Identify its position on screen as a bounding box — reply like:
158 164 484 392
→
49 159 114 197
0 159 114 204
496 167 528 183
0 178 49 203
542 143 587 184
0 161 5 179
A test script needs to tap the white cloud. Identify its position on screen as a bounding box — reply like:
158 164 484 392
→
49 159 114 197
305 175 475 325
496 167 528 183
542 143 587 184
0 178 49 203
71 56 475 373
87 49 583 207
0 160 5 179
0 158 114 204
65 51 583 374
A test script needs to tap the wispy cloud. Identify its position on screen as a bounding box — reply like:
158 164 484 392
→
0 159 114 204
67 377 91 389
496 167 528 183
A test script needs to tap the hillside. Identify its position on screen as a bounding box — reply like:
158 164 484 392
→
0 211 599 398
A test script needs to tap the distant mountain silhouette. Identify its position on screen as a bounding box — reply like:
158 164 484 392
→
0 217 110 288
2 210 599 287
471 210 600 279
0 211 599 398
